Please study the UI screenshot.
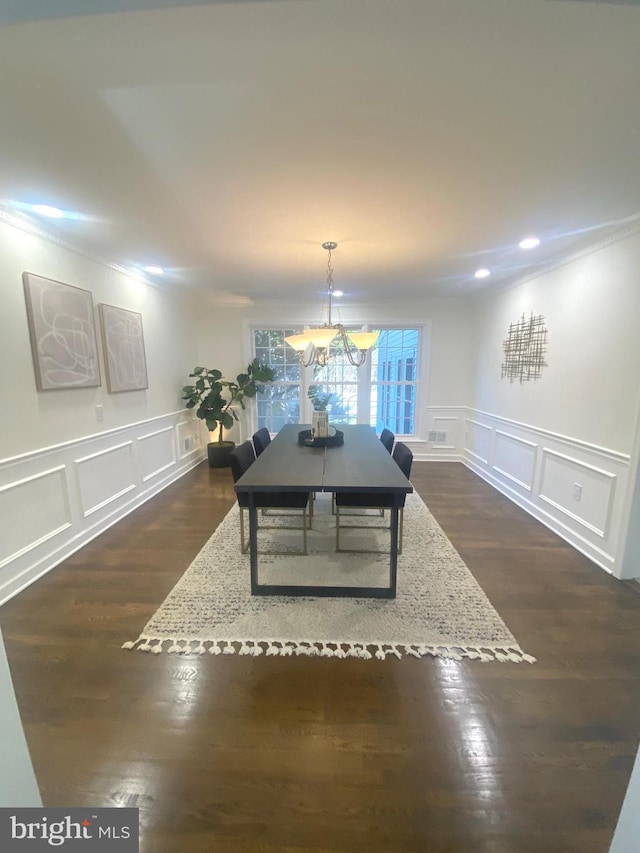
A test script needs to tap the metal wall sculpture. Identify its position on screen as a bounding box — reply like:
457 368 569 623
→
501 312 547 383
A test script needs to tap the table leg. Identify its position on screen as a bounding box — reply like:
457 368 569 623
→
248 494 259 594
389 499 400 599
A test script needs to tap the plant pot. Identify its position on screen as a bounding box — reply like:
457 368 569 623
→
312 410 329 438
207 441 235 468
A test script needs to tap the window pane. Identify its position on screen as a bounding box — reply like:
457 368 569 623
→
256 383 300 432
371 329 419 434
312 341 359 423
254 329 301 432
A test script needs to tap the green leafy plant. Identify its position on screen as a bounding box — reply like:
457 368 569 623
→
182 358 274 443
308 384 333 411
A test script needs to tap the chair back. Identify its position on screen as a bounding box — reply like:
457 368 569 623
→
230 440 256 484
392 441 413 479
252 427 271 457
379 428 395 454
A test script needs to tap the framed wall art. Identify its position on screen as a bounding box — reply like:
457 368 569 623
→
501 312 548 383
99 303 148 392
22 272 101 390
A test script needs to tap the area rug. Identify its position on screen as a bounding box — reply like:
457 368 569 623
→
123 492 535 662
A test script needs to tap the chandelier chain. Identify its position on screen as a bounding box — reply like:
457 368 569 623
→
326 247 334 294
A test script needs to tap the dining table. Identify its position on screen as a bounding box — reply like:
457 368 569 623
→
233 423 413 598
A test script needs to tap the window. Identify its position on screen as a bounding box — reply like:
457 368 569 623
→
253 329 301 433
253 327 421 435
370 329 419 434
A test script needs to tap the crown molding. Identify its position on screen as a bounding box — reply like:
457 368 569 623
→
475 213 640 302
0 205 169 292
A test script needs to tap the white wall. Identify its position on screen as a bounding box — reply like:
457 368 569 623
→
1 216 198 459
471 229 640 453
466 228 640 577
609 738 640 853
192 295 475 456
0 626 41 806
0 216 205 603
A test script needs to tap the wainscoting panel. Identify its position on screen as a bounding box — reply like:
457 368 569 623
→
416 407 466 461
539 449 616 538
463 409 631 577
465 418 493 465
138 426 176 482
0 411 206 605
493 430 538 492
75 442 136 517
0 467 71 568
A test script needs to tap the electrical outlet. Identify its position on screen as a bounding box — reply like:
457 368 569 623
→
95 404 104 422
428 431 438 442
573 483 583 502
184 437 192 452
437 431 447 443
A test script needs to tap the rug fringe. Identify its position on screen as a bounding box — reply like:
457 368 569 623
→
122 637 536 662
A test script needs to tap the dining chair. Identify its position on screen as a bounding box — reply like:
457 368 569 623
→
335 441 413 554
252 427 271 457
379 428 395 454
230 440 310 555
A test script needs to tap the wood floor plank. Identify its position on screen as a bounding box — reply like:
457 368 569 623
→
1 460 639 852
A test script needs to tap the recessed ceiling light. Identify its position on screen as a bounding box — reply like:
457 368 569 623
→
332 290 343 297
519 236 540 250
32 204 65 219
144 265 164 275
474 268 491 279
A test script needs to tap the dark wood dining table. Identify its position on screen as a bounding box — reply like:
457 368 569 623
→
233 423 413 598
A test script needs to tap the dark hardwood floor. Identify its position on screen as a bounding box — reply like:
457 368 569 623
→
1 461 639 853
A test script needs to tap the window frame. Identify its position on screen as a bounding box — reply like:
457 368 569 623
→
247 322 425 439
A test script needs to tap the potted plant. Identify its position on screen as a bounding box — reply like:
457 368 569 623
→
182 358 274 467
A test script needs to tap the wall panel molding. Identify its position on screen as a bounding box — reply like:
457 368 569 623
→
0 409 190 468
416 407 467 461
538 448 616 538
493 430 538 492
1 401 633 603
468 408 629 463
74 442 136 517
463 408 630 577
0 411 206 605
137 426 176 482
465 418 493 465
0 466 71 569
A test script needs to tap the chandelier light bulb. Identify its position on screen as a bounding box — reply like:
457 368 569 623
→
474 268 491 279
519 236 540 250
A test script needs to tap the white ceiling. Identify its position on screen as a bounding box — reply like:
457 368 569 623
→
1 0 639 303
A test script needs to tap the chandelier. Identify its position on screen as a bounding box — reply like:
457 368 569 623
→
284 242 379 367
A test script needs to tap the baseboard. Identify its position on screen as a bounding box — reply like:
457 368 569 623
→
463 457 617 575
